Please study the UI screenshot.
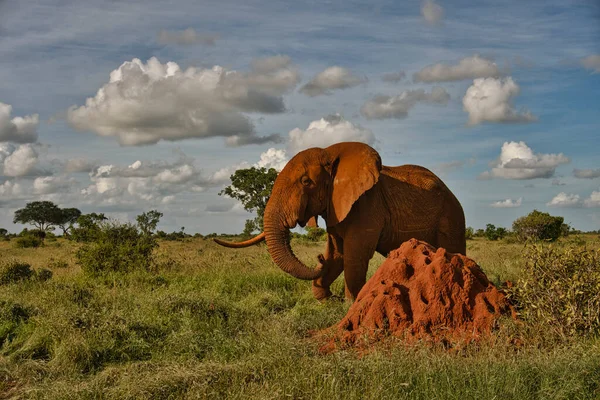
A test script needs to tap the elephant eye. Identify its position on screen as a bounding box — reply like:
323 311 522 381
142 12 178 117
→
301 175 311 186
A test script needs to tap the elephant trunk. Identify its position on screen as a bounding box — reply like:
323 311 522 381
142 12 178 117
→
263 202 323 281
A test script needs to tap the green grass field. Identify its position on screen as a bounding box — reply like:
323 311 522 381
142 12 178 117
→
1 236 599 399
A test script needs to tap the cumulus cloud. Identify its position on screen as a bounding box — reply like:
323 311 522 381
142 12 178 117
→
547 192 581 208
0 102 39 143
574 168 600 179
64 158 96 173
421 0 443 25
2 144 40 177
581 55 600 73
480 141 570 180
552 178 566 186
67 57 298 146
0 180 23 198
157 28 218 46
288 114 375 154
255 148 288 171
584 190 600 208
33 176 74 195
360 87 449 119
382 71 406 83
490 197 522 208
413 55 500 83
300 66 366 97
463 77 536 125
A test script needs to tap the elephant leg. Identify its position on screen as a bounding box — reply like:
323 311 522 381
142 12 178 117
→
342 233 379 300
312 233 344 300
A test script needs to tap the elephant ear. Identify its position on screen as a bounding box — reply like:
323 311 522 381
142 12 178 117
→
324 142 382 226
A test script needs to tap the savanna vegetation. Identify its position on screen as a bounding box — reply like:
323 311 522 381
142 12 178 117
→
1 174 599 398
1 216 599 398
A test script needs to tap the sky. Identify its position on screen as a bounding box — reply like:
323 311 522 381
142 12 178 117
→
0 0 599 234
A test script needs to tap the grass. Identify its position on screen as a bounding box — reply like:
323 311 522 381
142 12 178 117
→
0 235 599 399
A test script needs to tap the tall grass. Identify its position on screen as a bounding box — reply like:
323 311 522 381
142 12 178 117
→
0 235 599 399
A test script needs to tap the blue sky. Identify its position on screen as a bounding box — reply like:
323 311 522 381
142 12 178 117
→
0 0 599 233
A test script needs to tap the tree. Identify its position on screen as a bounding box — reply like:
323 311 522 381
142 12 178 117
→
484 224 507 241
512 210 565 242
136 210 163 235
54 208 82 237
13 201 61 233
219 167 278 231
70 213 107 242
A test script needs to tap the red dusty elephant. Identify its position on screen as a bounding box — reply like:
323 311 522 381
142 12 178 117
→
215 142 466 300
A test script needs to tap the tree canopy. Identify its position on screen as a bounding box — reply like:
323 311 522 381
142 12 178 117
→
13 201 83 237
219 167 278 232
512 210 566 241
13 201 62 232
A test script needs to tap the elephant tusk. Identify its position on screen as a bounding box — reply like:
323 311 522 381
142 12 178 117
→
213 232 266 248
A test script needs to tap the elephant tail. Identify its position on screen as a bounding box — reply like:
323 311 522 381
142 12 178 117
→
213 232 266 248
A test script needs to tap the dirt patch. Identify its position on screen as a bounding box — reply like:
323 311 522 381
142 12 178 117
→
320 239 515 352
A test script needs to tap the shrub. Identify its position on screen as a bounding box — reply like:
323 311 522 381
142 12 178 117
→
465 227 474 240
0 260 34 285
76 221 158 275
510 244 600 337
305 226 327 242
14 235 43 249
36 268 53 282
512 210 565 242
484 224 508 241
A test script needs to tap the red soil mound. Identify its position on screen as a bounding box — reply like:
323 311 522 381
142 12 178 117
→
320 239 515 351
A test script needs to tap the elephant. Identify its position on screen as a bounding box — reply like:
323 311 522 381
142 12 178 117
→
214 142 466 300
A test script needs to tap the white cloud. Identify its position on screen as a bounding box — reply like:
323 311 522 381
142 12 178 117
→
573 168 600 179
547 192 582 208
481 141 570 180
288 114 375 154
300 66 366 97
413 55 500 82
255 148 288 171
360 87 449 119
381 71 405 83
421 0 443 25
584 191 600 208
64 158 95 173
0 102 39 143
157 28 218 46
33 176 74 195
581 55 600 73
490 197 522 208
67 57 298 146
463 77 536 125
0 180 23 198
2 144 39 177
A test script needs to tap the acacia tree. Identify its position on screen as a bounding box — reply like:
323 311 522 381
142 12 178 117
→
219 167 278 233
13 201 62 233
55 208 82 237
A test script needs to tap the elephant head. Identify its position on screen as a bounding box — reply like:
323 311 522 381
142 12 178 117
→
215 142 382 280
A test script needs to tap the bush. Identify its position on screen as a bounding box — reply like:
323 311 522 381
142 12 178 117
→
484 224 507 241
0 260 34 285
14 235 43 249
76 221 158 275
36 268 53 282
512 210 565 242
465 227 474 240
305 226 327 242
510 244 600 337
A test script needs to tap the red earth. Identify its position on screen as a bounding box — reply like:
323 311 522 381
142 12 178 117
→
319 239 516 352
